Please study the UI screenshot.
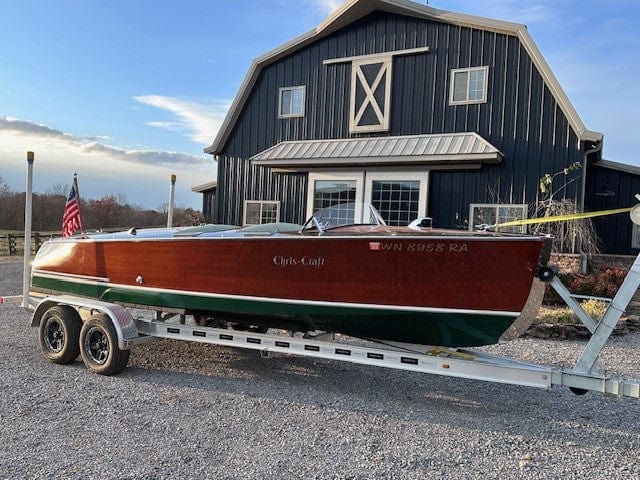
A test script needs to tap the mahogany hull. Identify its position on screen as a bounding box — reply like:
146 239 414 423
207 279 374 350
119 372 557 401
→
31 234 547 347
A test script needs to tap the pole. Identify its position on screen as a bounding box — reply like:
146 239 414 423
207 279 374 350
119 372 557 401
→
167 174 176 228
22 151 34 308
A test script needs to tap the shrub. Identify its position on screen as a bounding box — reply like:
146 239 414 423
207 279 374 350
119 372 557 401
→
543 266 627 305
580 299 608 321
537 306 576 324
543 272 577 305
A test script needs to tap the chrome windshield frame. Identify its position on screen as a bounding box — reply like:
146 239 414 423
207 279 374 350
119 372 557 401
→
299 203 387 234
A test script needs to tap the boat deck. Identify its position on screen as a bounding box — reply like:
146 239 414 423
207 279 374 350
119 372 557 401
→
83 222 539 240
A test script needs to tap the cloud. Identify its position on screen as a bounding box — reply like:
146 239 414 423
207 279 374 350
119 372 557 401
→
0 117 215 209
0 116 206 167
133 95 230 145
0 116 76 142
146 121 185 132
82 143 204 167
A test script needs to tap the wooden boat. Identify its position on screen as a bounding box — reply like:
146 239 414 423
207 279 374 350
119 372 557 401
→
30 204 552 347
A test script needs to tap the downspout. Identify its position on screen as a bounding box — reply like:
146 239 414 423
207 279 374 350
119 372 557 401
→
579 141 602 273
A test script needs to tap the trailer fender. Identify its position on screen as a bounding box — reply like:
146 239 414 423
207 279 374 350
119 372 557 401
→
31 295 139 350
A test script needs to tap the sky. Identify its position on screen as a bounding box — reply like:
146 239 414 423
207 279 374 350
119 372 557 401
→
1 0 639 211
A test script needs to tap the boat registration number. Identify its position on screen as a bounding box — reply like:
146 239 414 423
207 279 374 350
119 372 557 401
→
369 242 468 253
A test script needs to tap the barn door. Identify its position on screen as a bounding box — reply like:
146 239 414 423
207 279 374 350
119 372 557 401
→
349 56 392 133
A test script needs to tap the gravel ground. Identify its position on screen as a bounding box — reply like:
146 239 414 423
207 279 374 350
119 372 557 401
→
1 258 639 479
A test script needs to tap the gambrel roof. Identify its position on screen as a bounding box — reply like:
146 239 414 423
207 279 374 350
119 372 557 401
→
205 0 602 155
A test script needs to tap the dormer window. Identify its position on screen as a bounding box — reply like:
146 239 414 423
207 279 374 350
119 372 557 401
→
278 86 306 118
349 56 392 133
450 66 489 105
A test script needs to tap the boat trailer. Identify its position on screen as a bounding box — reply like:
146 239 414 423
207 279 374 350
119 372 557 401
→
2 251 639 401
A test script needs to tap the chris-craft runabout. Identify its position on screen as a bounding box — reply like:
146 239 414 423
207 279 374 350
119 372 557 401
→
30 204 552 347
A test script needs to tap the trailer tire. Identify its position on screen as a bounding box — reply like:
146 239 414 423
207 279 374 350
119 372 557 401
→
39 306 82 364
80 314 130 375
569 387 589 396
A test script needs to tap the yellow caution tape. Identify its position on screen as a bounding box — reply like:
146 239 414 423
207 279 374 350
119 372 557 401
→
495 206 632 228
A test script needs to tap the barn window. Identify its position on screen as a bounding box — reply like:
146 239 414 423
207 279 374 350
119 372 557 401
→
349 55 392 133
469 204 528 234
278 86 305 118
450 66 489 105
243 200 280 226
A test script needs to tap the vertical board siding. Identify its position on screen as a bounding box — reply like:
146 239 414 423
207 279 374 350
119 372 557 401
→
586 165 640 255
216 10 585 228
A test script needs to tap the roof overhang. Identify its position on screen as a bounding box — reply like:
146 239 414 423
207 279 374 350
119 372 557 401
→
205 0 602 156
250 132 501 170
191 180 218 193
593 159 640 176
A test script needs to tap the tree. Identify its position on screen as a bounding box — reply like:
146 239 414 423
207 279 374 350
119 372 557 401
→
173 207 205 226
0 179 203 232
0 175 11 195
531 162 600 255
45 183 70 197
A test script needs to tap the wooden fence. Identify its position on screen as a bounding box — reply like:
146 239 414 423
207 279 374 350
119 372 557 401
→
0 232 62 256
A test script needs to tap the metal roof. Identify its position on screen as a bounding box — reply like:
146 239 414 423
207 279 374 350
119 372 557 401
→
594 159 640 176
205 0 602 156
191 180 217 193
250 132 501 168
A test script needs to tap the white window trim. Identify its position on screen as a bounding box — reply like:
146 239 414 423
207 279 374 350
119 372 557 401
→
243 200 281 226
449 66 489 106
349 55 392 133
306 172 365 221
469 203 528 233
364 172 429 223
278 85 306 118
307 170 430 225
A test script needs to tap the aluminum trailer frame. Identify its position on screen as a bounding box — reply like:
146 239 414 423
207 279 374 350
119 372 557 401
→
134 317 640 399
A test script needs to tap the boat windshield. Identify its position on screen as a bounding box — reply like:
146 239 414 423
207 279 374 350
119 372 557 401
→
301 203 387 233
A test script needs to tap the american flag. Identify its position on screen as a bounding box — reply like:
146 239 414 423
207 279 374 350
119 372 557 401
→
62 175 83 237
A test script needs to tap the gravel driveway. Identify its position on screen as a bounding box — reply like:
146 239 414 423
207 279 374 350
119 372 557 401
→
1 258 639 479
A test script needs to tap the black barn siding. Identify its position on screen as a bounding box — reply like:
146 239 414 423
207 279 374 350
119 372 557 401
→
215 11 586 227
585 165 640 255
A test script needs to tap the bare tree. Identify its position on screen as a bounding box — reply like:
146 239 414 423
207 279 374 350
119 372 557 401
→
531 162 600 255
0 175 11 195
0 176 204 232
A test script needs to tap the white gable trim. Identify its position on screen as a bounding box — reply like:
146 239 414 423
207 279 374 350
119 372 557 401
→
323 46 430 65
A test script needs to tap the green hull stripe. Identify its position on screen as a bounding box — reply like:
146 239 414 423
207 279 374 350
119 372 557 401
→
32 275 516 347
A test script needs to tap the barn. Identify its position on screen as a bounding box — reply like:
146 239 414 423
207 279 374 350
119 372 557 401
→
201 0 639 255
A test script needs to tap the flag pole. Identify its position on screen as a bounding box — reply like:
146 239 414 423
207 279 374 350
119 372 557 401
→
22 151 34 308
167 174 176 228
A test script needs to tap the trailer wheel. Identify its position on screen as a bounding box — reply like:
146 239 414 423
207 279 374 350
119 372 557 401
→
80 314 130 375
39 306 82 364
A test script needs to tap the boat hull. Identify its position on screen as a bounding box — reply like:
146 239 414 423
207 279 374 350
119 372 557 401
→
31 235 547 347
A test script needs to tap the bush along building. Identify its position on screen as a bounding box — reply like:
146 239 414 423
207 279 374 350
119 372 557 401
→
202 0 639 254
